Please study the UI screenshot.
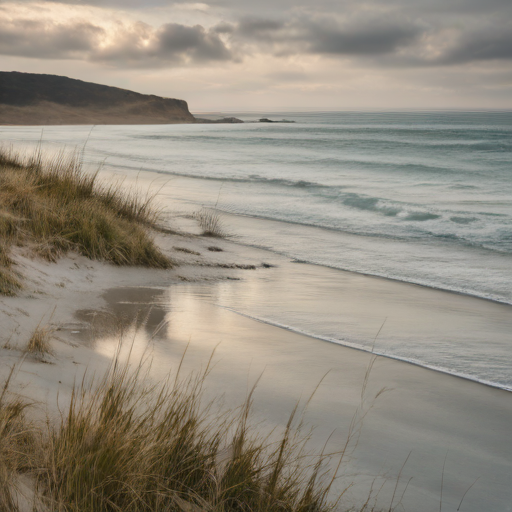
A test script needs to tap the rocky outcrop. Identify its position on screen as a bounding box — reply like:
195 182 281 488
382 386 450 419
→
194 117 243 124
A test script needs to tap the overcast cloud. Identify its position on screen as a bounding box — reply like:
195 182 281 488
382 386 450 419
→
0 0 510 108
0 17 232 66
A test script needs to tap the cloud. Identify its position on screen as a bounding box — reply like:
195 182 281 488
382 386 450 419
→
157 23 231 61
0 18 103 59
237 17 285 36
0 16 232 66
217 15 425 57
436 25 512 64
0 1 511 70
265 70 309 82
304 17 424 55
218 14 512 66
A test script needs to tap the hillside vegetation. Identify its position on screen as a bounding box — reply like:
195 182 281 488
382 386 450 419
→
0 72 195 125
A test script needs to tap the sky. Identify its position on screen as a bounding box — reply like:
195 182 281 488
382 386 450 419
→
1 0 511 111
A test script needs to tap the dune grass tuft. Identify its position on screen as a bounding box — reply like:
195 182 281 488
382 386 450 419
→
26 324 54 357
0 327 407 511
0 349 338 512
195 208 225 237
0 245 21 296
0 367 34 512
0 145 172 295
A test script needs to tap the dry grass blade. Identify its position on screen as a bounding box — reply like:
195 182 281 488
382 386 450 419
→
0 267 21 297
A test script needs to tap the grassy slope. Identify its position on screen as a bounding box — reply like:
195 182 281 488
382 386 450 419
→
0 146 172 295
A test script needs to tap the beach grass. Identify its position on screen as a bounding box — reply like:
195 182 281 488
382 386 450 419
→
0 244 21 296
0 348 342 512
0 145 172 295
0 367 35 512
195 208 225 237
26 323 54 357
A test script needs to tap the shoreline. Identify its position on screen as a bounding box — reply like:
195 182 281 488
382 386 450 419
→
1 144 509 390
1 216 512 510
3 208 510 393
72 236 512 511
92 160 512 307
234 233 512 307
1 136 511 509
217 303 512 393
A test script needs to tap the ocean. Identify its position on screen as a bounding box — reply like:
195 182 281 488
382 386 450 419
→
2 110 512 390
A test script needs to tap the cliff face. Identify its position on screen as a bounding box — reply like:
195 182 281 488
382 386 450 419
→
0 72 196 125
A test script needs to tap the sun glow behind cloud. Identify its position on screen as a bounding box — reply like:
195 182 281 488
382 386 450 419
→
1 0 511 109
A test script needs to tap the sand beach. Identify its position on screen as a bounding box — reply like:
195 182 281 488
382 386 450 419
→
1 114 511 510
1 209 512 511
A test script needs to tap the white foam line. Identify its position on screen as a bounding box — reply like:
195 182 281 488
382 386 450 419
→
215 305 512 393
223 234 512 307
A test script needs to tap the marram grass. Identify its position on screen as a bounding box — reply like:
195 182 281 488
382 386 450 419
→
26 323 54 357
39 357 338 512
0 349 346 512
0 145 172 294
0 244 21 296
0 366 35 512
195 208 225 237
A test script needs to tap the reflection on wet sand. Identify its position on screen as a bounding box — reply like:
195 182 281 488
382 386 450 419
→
75 287 170 346
76 274 512 512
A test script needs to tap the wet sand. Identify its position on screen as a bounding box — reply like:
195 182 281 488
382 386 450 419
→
1 196 511 511
82 252 512 512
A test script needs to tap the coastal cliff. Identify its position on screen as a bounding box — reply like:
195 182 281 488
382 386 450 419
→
0 71 196 125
